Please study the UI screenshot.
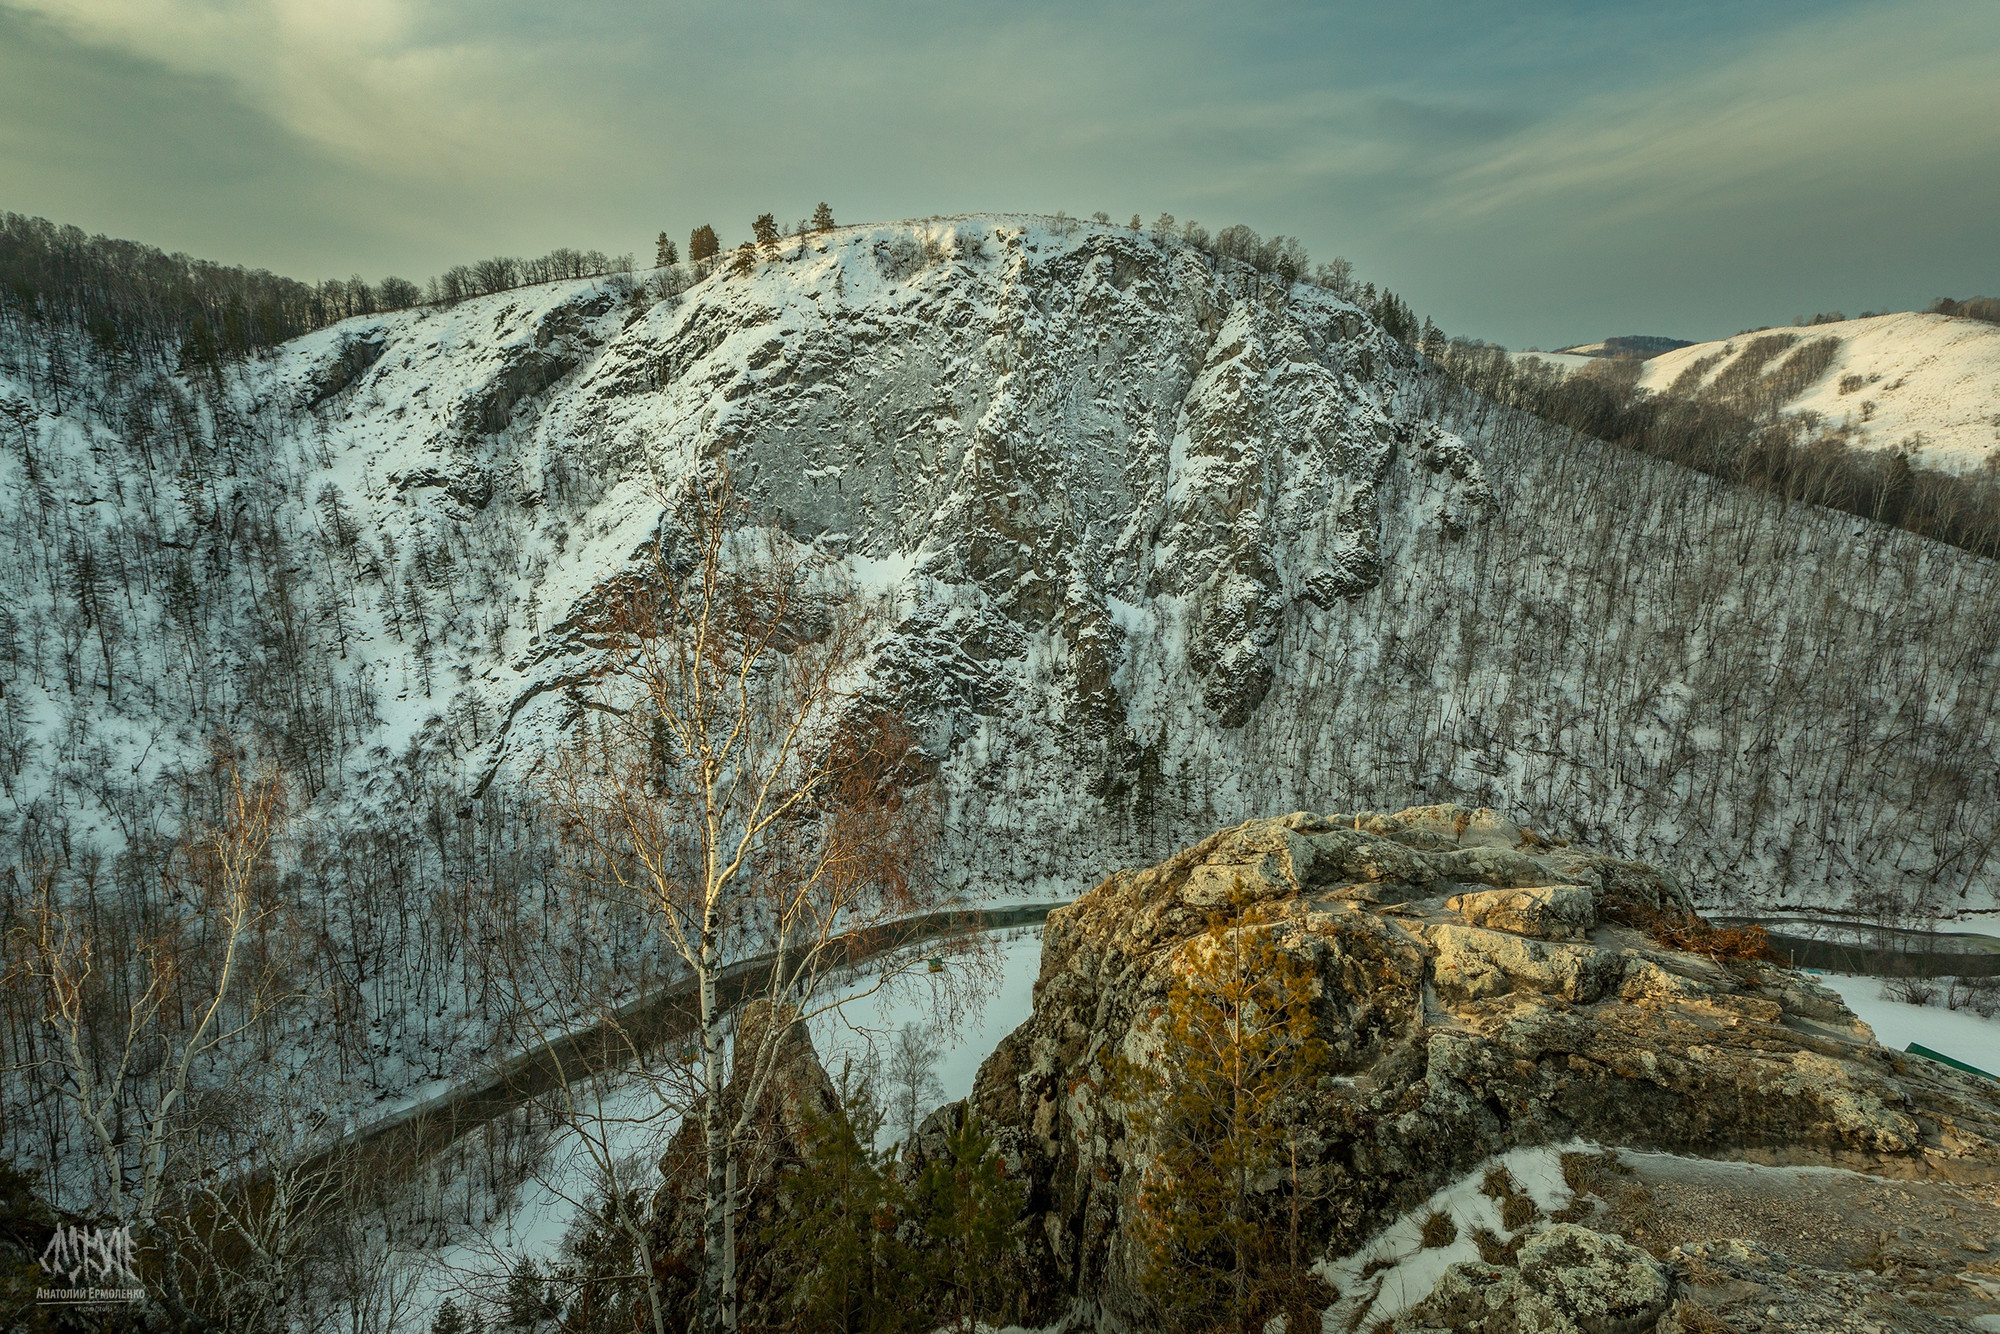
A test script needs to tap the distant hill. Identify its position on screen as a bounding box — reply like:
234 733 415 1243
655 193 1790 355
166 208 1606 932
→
1554 334 1693 359
1636 311 2000 473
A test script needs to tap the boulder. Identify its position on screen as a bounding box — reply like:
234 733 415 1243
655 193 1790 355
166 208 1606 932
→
1448 884 1598 941
1425 922 1621 1002
1514 1225 1672 1334
1400 1226 1670 1334
1399 1262 1575 1334
953 805 2000 1328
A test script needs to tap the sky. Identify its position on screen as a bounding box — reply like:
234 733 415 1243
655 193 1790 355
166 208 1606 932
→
0 0 1994 349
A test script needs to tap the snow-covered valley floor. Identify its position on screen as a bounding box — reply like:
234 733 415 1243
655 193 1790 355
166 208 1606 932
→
396 926 1049 1329
1818 971 2000 1075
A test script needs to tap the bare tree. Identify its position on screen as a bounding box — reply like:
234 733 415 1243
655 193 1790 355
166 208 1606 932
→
18 755 287 1223
8 751 295 1321
537 467 973 1334
169 1075 365 1333
886 1021 944 1145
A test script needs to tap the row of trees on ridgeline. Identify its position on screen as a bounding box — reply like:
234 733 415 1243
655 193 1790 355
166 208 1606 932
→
658 203 842 273
4 200 1414 387
0 212 633 371
1930 295 2000 325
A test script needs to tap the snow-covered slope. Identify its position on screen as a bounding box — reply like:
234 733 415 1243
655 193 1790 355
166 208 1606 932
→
0 215 1485 894
6 212 2000 937
1636 312 2000 472
303 217 1488 889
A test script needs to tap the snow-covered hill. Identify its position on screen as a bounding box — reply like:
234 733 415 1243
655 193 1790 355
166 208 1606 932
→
1635 312 2000 472
5 211 2000 961
9 211 2000 1182
220 216 1488 892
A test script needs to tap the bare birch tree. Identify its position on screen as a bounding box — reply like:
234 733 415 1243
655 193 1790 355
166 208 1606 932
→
21 757 285 1214
537 468 973 1334
9 751 292 1315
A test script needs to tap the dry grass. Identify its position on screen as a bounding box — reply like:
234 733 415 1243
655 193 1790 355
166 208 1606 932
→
1673 1300 1738 1333
1478 1163 1539 1231
1561 1149 1630 1195
1471 1225 1526 1266
1419 1209 1457 1248
1613 906 1782 964
1552 1194 1598 1223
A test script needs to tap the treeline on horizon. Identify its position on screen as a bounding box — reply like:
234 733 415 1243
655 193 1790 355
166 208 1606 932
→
0 205 1425 378
1929 294 2000 325
0 211 633 372
1433 331 2000 560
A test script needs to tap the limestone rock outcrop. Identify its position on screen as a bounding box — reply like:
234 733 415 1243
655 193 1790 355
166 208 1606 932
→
953 804 2000 1326
1403 1225 1672 1334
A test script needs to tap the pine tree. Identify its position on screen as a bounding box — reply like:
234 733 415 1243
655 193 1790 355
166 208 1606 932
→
752 213 781 247
502 1258 553 1330
655 232 680 267
689 225 720 264
552 1176 652 1334
811 202 836 232
433 1299 468 1334
1420 317 1447 363
766 1087 905 1333
1111 895 1330 1334
912 1114 1024 1334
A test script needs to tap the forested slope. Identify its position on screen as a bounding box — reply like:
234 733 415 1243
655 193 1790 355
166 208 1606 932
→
3 213 1997 1196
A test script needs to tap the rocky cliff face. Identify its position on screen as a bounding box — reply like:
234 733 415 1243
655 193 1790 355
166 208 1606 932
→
238 217 2000 917
246 217 1490 892
487 220 1488 877
950 805 2000 1326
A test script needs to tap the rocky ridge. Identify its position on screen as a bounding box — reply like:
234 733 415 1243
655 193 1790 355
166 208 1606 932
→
936 804 2000 1327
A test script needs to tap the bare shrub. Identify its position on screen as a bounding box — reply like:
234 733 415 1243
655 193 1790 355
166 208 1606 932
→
1884 975 1939 1006
1948 975 2000 1018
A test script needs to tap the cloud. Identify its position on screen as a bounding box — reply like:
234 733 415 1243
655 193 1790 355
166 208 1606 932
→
6 0 592 184
0 0 1991 346
1433 0 2000 231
